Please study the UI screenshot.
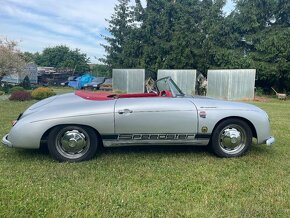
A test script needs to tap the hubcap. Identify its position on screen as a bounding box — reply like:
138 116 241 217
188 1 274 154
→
219 125 246 154
56 129 90 159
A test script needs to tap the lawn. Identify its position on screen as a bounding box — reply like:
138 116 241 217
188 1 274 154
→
50 86 75 95
0 98 289 217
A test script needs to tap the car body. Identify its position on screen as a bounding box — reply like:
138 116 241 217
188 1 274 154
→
83 77 106 90
60 76 78 86
2 77 275 162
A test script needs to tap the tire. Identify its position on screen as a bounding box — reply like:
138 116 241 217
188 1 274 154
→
48 125 98 162
210 118 252 157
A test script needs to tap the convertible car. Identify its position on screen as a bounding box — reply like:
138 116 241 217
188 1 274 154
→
2 77 275 162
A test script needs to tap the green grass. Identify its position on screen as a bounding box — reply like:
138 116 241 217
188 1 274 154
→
0 99 289 217
51 86 75 95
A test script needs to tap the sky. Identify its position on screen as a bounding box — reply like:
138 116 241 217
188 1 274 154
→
0 0 235 64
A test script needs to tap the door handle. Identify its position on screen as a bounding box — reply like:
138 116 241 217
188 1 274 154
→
118 109 133 114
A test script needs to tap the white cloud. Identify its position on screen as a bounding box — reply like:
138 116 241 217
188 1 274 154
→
0 0 119 63
0 21 106 63
1 0 234 64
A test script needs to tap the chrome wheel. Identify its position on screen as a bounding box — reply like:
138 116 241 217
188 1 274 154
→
56 129 90 159
218 125 247 155
210 118 252 157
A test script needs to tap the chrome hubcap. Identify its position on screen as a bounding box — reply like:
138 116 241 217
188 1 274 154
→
56 129 90 159
219 125 246 154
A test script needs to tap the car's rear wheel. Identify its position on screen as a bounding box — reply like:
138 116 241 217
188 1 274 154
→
210 118 252 157
48 125 98 162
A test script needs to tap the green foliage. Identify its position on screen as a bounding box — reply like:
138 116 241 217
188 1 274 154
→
0 90 4 96
27 45 90 73
21 51 40 63
102 0 290 92
20 75 31 90
9 86 25 94
0 83 12 94
255 87 265 96
9 90 32 101
101 0 140 68
31 87 56 100
91 64 111 77
232 0 290 92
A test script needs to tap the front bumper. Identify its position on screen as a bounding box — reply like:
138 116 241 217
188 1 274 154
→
266 136 275 146
1 134 13 148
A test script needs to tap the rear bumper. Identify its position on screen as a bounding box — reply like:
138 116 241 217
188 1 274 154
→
266 136 275 146
1 134 13 148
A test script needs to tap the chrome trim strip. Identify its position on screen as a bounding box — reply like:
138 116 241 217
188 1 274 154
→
1 134 13 148
103 139 209 147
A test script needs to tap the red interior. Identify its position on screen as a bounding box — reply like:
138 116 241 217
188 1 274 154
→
75 90 172 101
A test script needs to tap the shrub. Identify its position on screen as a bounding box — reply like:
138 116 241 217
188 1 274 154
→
9 86 25 94
31 87 56 100
1 83 13 94
20 76 31 90
9 90 32 101
0 91 5 96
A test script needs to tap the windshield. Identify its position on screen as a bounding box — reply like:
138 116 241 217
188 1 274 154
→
156 77 184 97
103 78 112 84
93 77 105 83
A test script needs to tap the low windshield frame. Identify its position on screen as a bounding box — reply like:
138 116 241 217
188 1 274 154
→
155 77 184 97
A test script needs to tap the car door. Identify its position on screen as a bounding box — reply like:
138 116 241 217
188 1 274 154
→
114 97 198 136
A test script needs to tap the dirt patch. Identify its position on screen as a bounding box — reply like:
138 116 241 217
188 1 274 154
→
253 96 270 102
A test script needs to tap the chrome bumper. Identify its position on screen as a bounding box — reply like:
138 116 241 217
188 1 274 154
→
2 134 13 148
266 136 275 146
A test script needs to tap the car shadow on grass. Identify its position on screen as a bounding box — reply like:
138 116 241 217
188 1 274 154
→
102 145 209 156
12 145 209 161
10 144 273 162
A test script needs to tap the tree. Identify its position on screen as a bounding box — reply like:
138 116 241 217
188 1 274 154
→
102 0 227 73
101 0 133 68
21 51 39 63
35 45 90 73
20 75 31 90
276 0 290 26
230 0 290 92
0 37 26 77
102 0 290 92
140 0 177 72
91 64 111 77
250 26 290 92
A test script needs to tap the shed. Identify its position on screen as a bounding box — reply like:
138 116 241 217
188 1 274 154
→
207 69 256 100
157 69 197 95
113 69 145 93
1 63 38 84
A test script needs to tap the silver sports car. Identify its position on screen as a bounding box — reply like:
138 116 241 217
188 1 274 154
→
2 77 275 162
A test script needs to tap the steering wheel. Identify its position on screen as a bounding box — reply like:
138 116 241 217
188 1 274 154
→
160 90 167 97
159 90 169 97
159 90 173 97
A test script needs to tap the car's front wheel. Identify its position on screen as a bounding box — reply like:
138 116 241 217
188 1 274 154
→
48 125 98 162
210 118 252 157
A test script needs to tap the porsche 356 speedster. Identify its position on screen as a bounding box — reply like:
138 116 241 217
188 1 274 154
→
2 77 275 162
